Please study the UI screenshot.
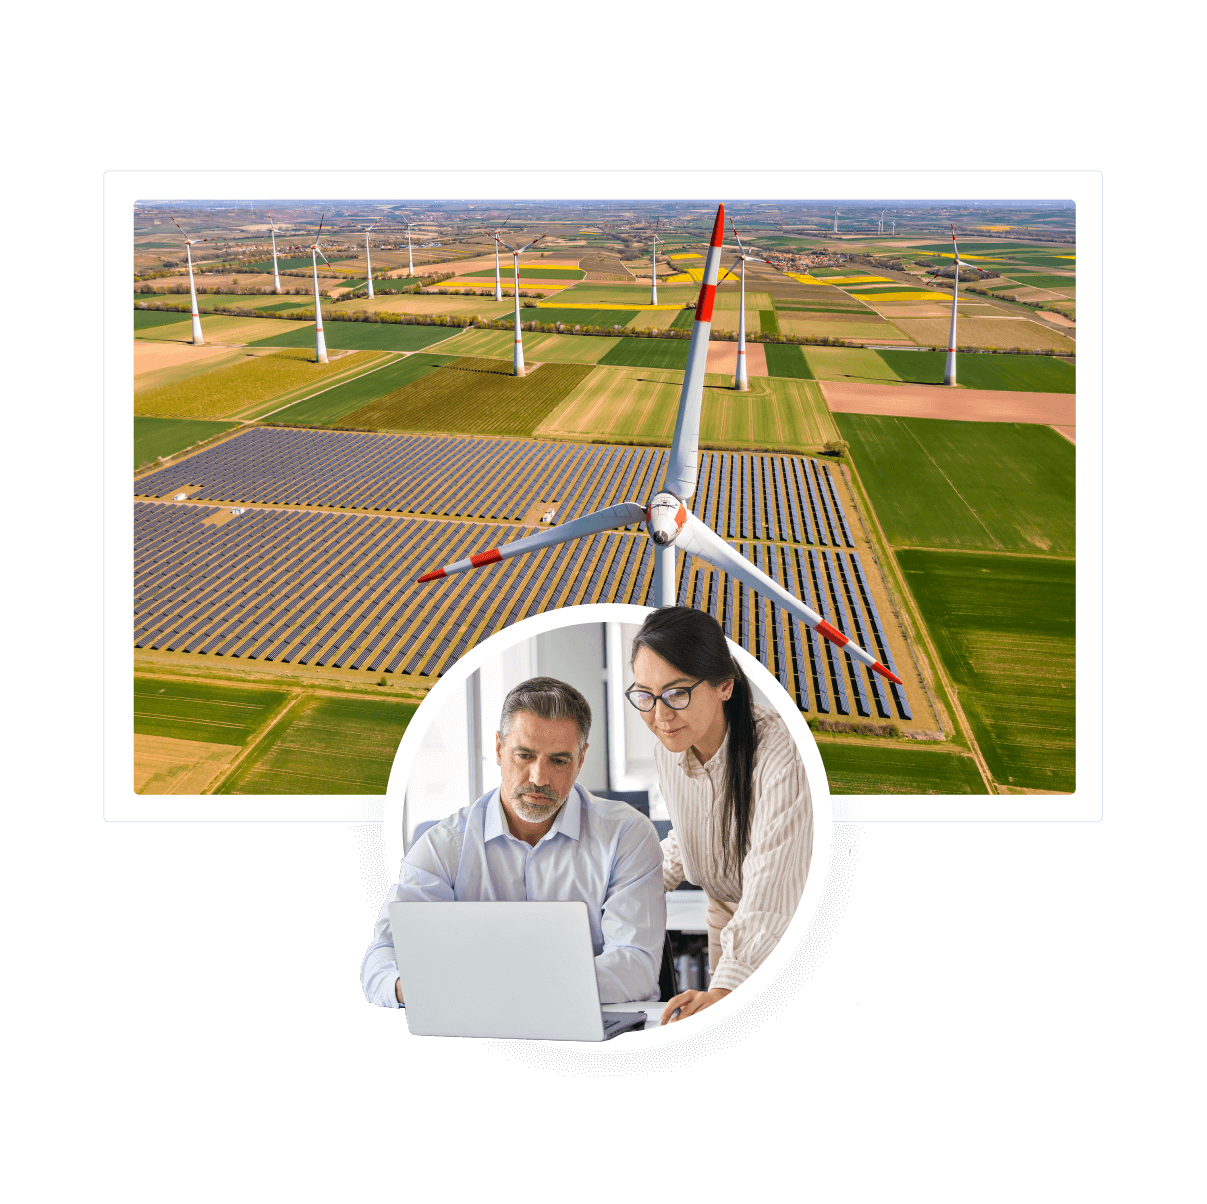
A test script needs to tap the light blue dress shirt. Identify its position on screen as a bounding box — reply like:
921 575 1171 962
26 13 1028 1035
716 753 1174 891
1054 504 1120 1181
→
361 784 666 1008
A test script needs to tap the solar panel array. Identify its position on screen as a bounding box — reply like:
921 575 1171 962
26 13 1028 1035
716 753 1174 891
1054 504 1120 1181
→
132 428 858 546
133 427 918 719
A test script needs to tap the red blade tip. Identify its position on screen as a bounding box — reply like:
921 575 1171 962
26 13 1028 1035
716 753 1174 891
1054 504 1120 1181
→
710 203 726 248
871 662 903 685
417 569 446 583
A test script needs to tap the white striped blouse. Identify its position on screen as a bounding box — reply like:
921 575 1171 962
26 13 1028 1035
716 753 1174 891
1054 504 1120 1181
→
657 702 813 993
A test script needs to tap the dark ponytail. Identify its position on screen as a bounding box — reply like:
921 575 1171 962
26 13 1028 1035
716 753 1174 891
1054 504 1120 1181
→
631 607 758 887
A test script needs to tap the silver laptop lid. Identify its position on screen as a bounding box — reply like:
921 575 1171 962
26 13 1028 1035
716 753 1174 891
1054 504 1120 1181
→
389 900 605 1041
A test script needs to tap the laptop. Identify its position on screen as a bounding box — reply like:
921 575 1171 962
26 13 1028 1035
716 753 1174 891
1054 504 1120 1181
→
388 900 649 1041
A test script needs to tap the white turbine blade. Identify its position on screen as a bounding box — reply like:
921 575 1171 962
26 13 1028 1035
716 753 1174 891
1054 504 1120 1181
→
519 235 545 253
416 502 647 583
664 202 726 502
677 514 904 684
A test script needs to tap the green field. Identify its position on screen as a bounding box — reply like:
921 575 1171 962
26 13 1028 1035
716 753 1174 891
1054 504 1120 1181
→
213 694 416 794
338 276 420 293
763 343 814 379
525 307 639 328
759 310 780 335
450 329 621 364
803 346 902 382
670 309 695 330
134 678 289 745
837 414 1075 554
135 308 194 329
818 742 988 794
539 368 838 449
598 338 691 370
898 550 1075 792
339 356 594 437
1005 274 1077 290
241 256 352 272
246 322 464 352
875 350 1076 393
556 283 700 305
135 417 239 467
272 354 454 426
134 349 381 421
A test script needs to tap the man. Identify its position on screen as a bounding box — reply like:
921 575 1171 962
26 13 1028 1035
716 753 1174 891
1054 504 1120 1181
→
361 676 666 1008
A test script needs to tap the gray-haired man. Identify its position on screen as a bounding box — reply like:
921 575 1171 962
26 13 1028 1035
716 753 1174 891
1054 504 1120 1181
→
362 677 666 1008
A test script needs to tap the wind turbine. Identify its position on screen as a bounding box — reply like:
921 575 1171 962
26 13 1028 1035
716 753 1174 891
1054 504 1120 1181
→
929 223 978 386
723 219 766 392
172 219 211 346
305 215 333 365
267 214 283 293
405 220 417 277
833 209 839 235
362 222 377 299
879 211 885 235
892 217 896 236
491 224 506 302
496 230 544 376
650 219 663 305
416 202 903 687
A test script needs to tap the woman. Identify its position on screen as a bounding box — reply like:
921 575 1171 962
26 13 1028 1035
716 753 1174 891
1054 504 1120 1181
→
626 606 813 1025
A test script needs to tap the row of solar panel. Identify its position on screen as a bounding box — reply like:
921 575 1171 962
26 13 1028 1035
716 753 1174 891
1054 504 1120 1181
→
132 428 856 547
133 502 908 719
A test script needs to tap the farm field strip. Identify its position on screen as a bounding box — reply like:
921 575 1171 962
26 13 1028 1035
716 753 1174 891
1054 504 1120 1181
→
817 742 988 795
893 316 1076 352
836 413 1075 554
134 314 308 345
135 417 241 468
134 349 382 421
337 357 595 437
246 323 469 352
898 549 1074 792
213 694 416 794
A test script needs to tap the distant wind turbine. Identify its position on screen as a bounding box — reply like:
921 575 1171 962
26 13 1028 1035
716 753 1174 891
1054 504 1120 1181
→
415 201 903 687
833 209 839 234
362 222 377 299
929 223 979 386
650 219 663 305
405 220 417 277
491 223 507 302
722 220 766 392
892 217 896 236
305 216 333 365
172 219 211 346
496 230 544 376
267 214 284 293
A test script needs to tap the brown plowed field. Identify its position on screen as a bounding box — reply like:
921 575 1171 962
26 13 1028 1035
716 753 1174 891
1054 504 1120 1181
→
820 380 1076 427
134 341 241 374
705 341 768 376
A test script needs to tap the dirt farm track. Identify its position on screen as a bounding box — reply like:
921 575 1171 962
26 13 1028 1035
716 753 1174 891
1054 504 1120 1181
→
820 380 1076 429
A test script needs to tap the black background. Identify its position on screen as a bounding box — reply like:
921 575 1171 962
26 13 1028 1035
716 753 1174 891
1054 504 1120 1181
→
106 825 1105 1080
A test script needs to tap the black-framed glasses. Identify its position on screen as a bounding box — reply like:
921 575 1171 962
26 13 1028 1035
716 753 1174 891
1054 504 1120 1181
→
624 680 705 713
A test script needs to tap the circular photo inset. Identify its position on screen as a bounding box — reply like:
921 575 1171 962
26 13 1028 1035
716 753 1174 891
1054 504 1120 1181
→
366 603 832 1047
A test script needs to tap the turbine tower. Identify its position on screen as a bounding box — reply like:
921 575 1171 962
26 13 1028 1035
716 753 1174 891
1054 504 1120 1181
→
491 224 506 302
406 220 416 277
496 230 544 376
416 202 903 686
930 223 978 386
724 219 766 392
173 219 210 346
833 209 839 235
362 221 377 299
267 214 283 294
892 217 896 236
306 216 333 365
650 219 662 305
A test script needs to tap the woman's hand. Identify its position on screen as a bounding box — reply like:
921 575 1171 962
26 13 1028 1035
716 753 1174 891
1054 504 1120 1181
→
660 987 730 1025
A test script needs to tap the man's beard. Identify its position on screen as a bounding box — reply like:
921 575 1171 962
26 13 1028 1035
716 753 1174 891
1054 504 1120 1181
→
511 785 566 824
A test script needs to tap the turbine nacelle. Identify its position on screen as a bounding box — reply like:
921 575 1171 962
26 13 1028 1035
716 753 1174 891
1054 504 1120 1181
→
646 492 687 546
